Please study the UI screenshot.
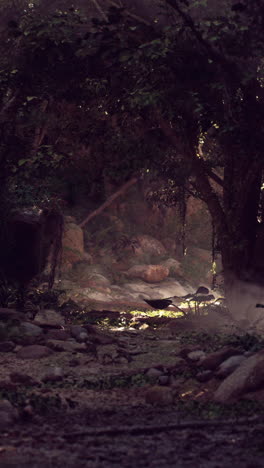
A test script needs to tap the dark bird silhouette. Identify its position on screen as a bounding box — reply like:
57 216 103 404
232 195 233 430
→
144 298 173 309
193 286 209 296
256 304 264 308
143 286 211 310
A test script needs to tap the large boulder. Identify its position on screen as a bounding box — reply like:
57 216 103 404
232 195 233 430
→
160 258 182 277
125 264 169 283
214 350 264 403
69 262 111 288
61 218 86 271
34 309 65 328
132 235 167 260
62 218 84 263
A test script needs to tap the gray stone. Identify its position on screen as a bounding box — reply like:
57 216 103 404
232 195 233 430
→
46 339 87 353
200 346 243 371
45 329 70 341
145 385 173 406
79 332 89 342
145 368 164 379
216 355 247 379
214 349 264 403
0 399 18 428
0 341 16 352
0 399 14 412
0 308 24 321
161 258 182 276
70 325 87 339
34 309 65 328
20 322 43 337
9 372 40 386
158 375 170 385
42 366 64 383
17 345 54 359
187 350 206 361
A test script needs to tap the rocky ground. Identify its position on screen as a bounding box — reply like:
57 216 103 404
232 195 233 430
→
1 298 264 467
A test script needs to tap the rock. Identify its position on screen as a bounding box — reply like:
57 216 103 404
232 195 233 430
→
125 281 155 293
177 347 203 359
70 325 88 341
80 273 111 289
0 341 16 352
216 355 247 379
126 264 169 283
45 329 70 341
196 370 213 382
190 247 212 263
214 350 264 403
145 385 173 406
61 221 84 266
161 258 182 277
158 375 170 385
79 332 89 341
0 410 16 428
64 216 76 223
145 368 164 379
9 372 40 386
17 345 54 359
83 324 116 345
34 309 65 328
0 308 24 321
199 346 243 371
0 400 18 428
70 262 111 287
20 322 43 337
81 290 114 302
42 367 64 383
46 339 87 353
132 235 167 258
187 350 206 361
21 404 34 419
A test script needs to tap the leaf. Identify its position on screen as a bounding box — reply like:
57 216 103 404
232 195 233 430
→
119 53 131 63
26 96 37 101
18 159 28 166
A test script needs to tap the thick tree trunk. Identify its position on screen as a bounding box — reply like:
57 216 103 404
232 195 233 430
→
220 173 263 324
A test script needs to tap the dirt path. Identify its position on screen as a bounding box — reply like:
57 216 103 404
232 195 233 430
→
0 307 263 467
1 405 263 467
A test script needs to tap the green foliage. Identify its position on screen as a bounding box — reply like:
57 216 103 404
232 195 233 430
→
179 330 264 353
78 373 149 390
0 0 263 280
0 390 63 414
175 399 264 420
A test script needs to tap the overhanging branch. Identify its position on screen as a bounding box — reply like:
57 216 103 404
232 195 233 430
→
157 114 228 235
163 0 236 74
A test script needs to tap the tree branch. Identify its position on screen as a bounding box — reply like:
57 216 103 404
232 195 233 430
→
157 114 228 236
108 1 151 25
163 0 235 72
79 176 139 228
31 99 49 157
90 0 108 22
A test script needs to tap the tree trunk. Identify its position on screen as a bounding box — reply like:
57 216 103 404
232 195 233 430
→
220 172 263 323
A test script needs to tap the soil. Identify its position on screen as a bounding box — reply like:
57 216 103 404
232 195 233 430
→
0 303 264 468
